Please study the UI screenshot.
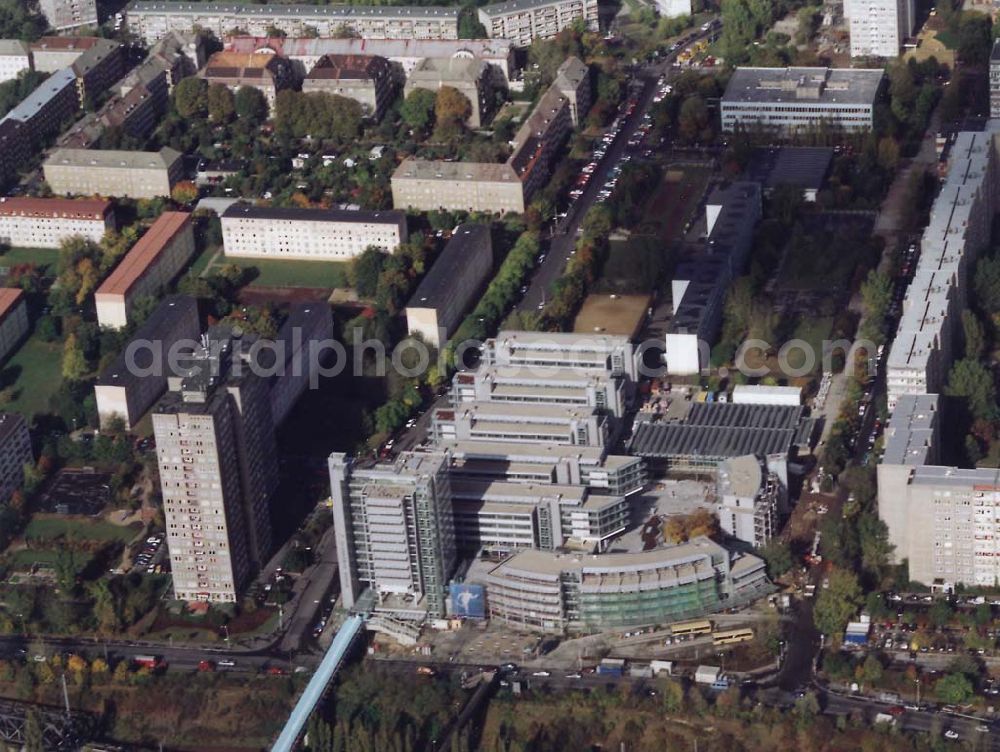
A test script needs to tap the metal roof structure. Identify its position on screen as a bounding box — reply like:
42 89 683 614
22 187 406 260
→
629 403 808 460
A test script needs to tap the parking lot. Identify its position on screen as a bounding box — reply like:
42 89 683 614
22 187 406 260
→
130 532 166 574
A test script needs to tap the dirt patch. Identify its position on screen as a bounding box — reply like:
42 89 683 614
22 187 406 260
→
237 286 333 306
573 293 651 337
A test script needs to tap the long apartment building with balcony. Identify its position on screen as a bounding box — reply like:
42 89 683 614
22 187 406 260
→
878 127 1000 591
886 130 997 409
125 1 460 45
478 0 598 47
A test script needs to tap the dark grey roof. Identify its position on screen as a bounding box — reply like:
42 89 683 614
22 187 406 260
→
746 147 834 191
407 223 490 310
96 295 199 386
629 403 805 460
221 202 406 234
722 67 884 107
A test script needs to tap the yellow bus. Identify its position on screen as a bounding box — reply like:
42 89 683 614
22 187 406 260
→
670 619 713 637
713 628 754 646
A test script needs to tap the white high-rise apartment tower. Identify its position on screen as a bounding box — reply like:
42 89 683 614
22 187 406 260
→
845 0 914 58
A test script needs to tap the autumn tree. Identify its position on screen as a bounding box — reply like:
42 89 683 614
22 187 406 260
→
434 86 472 139
61 333 87 382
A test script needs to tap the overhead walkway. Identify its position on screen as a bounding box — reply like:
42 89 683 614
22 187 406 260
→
271 614 365 752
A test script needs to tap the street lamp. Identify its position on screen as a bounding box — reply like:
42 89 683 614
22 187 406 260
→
222 624 230 647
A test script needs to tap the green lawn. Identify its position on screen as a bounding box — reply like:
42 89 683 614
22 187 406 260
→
0 247 60 274
786 316 835 373
186 245 217 278
24 516 141 544
210 255 349 289
1 335 63 419
7 549 63 570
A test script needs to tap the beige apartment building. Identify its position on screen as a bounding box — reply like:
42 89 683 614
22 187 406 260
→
44 147 184 199
95 211 195 329
478 0 599 47
302 54 396 122
0 289 28 365
221 204 407 261
405 57 494 127
392 159 525 213
126 2 460 45
0 197 114 248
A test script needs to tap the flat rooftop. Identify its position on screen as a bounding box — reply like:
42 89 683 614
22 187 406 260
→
722 67 884 107
489 536 727 579
630 403 808 460
479 0 582 16
881 394 938 466
45 146 182 170
393 158 517 183
746 147 834 191
406 223 490 311
221 202 406 232
127 1 460 20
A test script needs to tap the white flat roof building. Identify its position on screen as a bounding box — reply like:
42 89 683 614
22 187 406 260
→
221 203 407 261
720 67 885 134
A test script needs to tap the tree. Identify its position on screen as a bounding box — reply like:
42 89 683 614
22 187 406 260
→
813 568 863 638
171 181 198 205
928 600 953 629
758 540 793 578
858 512 893 584
173 77 208 119
61 333 87 382
935 672 974 705
961 310 985 360
235 85 268 123
401 87 437 134
206 83 235 123
945 358 997 421
860 654 884 685
435 86 472 127
350 248 387 298
975 255 1000 311
458 7 487 39
677 95 709 143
